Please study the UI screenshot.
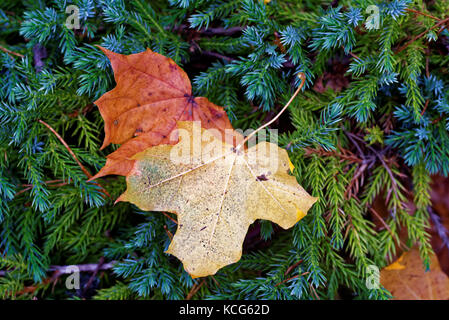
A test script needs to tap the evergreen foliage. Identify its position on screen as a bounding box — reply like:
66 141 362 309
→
0 0 448 300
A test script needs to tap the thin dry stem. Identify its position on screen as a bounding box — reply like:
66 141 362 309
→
38 119 110 197
236 73 306 150
0 45 24 58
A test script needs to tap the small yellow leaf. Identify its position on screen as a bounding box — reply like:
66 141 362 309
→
384 254 405 271
118 121 317 278
288 158 295 172
296 207 306 220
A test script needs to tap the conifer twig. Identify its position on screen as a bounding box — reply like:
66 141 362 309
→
15 180 69 197
39 120 92 178
38 119 110 197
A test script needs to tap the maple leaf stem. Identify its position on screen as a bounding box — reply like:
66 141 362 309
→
236 73 306 151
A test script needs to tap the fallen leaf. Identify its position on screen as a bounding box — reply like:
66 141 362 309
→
430 174 449 277
92 47 240 179
117 121 317 278
381 245 449 300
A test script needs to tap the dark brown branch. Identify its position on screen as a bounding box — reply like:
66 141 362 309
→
171 25 243 36
48 261 116 274
83 257 105 293
201 50 235 62
1 261 116 277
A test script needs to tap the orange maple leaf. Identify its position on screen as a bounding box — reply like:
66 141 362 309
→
91 46 240 180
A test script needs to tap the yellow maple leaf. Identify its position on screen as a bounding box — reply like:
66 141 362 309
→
117 121 317 278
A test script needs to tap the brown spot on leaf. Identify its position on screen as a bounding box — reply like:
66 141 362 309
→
186 95 195 104
256 174 269 181
209 107 224 119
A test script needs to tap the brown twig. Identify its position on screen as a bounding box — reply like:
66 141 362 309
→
15 180 69 197
309 283 320 300
39 120 92 178
341 46 360 60
395 17 449 54
164 225 173 240
421 99 430 116
368 206 407 250
162 212 178 224
377 154 400 203
38 119 110 197
200 50 235 62
0 44 24 58
303 147 363 164
405 8 440 21
171 25 243 36
186 278 206 300
345 162 369 199
432 116 443 124
21 179 64 187
83 257 105 293
284 260 303 276
275 272 309 287
15 186 32 197
210 275 220 287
